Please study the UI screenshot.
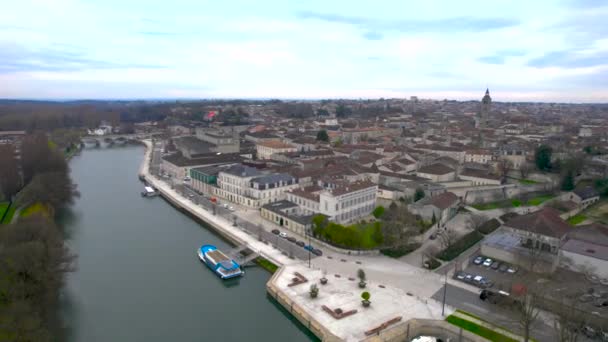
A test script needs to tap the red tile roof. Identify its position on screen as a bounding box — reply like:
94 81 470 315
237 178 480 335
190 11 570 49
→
505 208 571 239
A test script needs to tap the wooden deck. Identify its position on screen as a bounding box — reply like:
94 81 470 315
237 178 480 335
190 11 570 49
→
207 249 230 263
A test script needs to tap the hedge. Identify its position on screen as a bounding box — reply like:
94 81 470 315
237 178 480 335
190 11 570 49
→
380 243 421 258
437 230 484 261
255 257 279 274
424 258 441 270
478 218 500 235
499 212 519 223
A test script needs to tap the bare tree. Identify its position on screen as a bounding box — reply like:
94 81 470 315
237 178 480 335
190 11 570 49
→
519 162 532 179
513 289 542 342
497 158 513 181
552 295 584 342
507 242 550 341
466 213 487 231
438 227 458 249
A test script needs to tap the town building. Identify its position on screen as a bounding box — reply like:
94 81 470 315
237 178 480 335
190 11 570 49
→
256 140 297 160
408 191 459 223
482 208 570 273
285 180 378 224
464 149 493 164
216 164 299 208
459 168 502 186
416 163 456 182
560 223 608 278
260 200 316 236
195 127 240 153
161 152 243 180
567 187 600 209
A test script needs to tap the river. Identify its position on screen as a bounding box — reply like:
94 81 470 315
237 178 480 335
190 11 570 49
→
59 145 316 342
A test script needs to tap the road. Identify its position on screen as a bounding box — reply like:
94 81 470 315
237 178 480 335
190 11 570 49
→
147 150 317 263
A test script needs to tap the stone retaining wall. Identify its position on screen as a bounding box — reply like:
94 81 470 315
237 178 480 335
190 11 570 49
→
361 318 489 342
266 267 342 342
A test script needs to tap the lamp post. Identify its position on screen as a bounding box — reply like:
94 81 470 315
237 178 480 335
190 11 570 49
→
442 268 448 316
308 228 312 268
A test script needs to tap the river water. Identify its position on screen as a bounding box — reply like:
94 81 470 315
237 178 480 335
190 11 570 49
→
59 145 316 342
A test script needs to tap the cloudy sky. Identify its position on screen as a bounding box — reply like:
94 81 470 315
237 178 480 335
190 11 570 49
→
1 0 607 102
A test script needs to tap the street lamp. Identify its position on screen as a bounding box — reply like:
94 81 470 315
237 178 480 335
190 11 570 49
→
442 268 448 316
307 228 312 268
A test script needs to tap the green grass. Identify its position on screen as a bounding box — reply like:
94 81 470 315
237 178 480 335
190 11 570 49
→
567 214 587 225
20 203 49 218
0 202 8 218
519 179 539 185
526 195 554 206
446 314 518 342
0 202 16 224
255 257 279 274
472 202 501 210
472 194 556 211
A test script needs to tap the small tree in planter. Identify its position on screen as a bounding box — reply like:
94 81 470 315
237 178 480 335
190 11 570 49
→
361 291 371 307
358 269 367 288
309 284 319 298
320 270 328 285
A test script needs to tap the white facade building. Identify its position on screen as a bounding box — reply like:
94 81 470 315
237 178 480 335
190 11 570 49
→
216 164 299 207
256 140 297 160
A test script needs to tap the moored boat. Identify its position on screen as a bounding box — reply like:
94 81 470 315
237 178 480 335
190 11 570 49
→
197 244 243 279
141 186 159 197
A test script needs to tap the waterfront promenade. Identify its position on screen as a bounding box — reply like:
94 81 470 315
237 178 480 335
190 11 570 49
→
139 140 297 268
137 140 491 341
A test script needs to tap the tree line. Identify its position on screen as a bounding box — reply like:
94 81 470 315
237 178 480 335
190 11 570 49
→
0 132 78 341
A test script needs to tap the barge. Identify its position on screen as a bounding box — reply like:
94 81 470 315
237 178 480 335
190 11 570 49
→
141 186 159 197
197 244 244 279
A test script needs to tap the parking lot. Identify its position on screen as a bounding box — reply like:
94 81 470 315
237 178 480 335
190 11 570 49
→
456 254 608 332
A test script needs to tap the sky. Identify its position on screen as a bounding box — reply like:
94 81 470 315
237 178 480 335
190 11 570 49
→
1 0 608 102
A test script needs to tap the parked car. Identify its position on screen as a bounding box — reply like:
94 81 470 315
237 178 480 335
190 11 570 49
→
304 245 314 251
583 326 597 338
296 241 305 247
473 256 484 265
286 236 297 243
587 274 600 284
464 274 474 283
483 258 493 267
312 249 323 256
498 263 509 272
507 266 519 274
222 203 228 208
279 232 287 238
593 299 608 307
480 279 494 289
271 229 280 235
455 271 467 281
579 294 594 303
228 206 235 211
473 275 484 285
491 261 500 270
480 289 512 305
429 234 436 240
